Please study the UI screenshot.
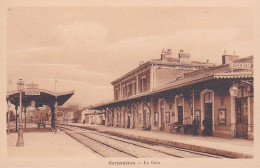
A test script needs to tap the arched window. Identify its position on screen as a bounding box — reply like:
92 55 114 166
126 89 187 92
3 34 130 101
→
177 97 183 106
204 92 213 103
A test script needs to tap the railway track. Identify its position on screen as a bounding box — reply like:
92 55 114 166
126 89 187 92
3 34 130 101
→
58 124 228 158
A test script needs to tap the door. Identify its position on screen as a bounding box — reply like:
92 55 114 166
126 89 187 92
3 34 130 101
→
161 108 165 130
236 99 248 138
127 115 130 128
178 106 183 124
160 100 165 130
90 116 93 124
132 108 135 129
143 108 147 127
204 103 213 136
112 112 114 126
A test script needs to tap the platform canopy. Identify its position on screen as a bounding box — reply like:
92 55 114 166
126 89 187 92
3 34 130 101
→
7 83 74 108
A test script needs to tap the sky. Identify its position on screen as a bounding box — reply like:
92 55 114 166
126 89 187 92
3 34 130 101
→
6 6 254 107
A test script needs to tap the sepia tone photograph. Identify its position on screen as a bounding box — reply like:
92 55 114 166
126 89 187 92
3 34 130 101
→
0 0 259 168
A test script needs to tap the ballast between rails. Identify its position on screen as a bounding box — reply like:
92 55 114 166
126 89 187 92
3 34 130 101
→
58 124 228 158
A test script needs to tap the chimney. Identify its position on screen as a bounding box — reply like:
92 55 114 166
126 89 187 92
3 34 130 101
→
178 50 191 63
222 51 239 64
161 48 172 60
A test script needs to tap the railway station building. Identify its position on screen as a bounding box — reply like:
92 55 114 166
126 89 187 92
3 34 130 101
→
90 50 254 139
83 109 104 125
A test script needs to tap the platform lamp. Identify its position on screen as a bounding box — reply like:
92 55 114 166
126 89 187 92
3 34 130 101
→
16 79 25 147
229 84 238 97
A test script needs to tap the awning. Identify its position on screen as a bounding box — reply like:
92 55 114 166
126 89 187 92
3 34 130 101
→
7 89 74 108
89 72 253 109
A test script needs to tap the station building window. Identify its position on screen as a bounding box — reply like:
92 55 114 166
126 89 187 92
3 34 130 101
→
204 92 213 103
160 100 165 112
127 83 132 97
140 76 147 93
122 85 126 98
238 86 248 98
166 112 170 123
132 81 136 95
115 88 119 100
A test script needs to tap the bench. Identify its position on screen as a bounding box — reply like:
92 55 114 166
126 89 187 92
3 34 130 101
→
169 123 193 134
142 125 151 131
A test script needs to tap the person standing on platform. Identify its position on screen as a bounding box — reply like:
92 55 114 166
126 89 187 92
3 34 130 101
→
192 117 199 136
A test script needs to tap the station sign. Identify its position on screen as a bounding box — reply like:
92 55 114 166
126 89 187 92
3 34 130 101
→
230 63 252 69
25 89 41 95
25 83 41 95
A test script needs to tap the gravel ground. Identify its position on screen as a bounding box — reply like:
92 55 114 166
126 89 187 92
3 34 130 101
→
64 130 133 157
60 125 225 158
89 131 225 158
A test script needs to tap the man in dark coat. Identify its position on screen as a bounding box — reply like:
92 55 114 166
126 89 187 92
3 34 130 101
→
192 117 199 136
202 119 207 136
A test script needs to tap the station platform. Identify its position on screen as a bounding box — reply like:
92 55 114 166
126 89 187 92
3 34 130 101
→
63 123 254 159
6 125 99 158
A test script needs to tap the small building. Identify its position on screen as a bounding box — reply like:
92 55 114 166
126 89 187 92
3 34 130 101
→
90 50 254 139
83 109 104 125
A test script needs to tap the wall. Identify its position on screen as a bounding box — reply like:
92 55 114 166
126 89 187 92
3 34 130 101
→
154 68 185 88
183 99 191 124
108 78 254 139
163 100 175 132
249 97 254 139
213 93 233 138
138 69 150 93
135 103 143 129
113 84 120 100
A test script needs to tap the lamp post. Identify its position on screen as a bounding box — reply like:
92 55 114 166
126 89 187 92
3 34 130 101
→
16 79 25 147
229 84 238 138
229 85 238 97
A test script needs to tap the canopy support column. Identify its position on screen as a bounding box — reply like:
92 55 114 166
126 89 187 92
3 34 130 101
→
51 106 55 131
24 107 27 129
55 101 57 133
15 105 18 132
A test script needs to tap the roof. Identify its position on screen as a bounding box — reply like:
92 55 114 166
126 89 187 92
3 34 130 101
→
89 56 253 109
111 58 214 85
82 109 102 115
90 72 253 109
7 89 74 108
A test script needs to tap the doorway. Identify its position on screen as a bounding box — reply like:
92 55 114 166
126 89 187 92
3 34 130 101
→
236 98 248 138
127 115 130 128
160 100 165 130
204 103 213 136
132 108 135 129
178 106 183 124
